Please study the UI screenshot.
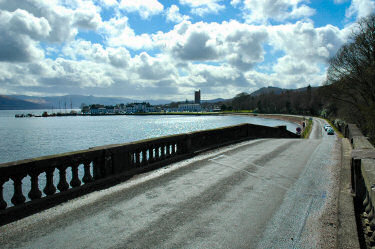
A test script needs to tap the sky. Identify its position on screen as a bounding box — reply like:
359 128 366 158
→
0 0 374 101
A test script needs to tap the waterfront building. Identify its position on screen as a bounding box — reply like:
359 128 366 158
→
178 103 202 112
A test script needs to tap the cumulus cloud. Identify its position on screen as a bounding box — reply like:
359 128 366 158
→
241 0 315 23
273 55 320 75
131 52 177 80
0 0 78 43
62 40 131 68
0 9 50 62
166 4 190 23
179 0 225 16
0 0 354 99
346 0 375 19
119 0 164 19
99 16 154 50
269 21 345 63
156 20 268 70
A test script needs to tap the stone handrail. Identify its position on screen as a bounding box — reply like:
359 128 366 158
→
0 123 298 225
345 124 375 247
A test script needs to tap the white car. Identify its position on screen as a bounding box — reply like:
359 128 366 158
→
324 124 331 131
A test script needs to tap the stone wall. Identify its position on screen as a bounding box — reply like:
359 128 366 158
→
345 124 375 248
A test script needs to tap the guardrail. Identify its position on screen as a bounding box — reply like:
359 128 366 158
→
0 123 298 225
345 124 375 247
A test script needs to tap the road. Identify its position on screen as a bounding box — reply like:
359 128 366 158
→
0 118 341 249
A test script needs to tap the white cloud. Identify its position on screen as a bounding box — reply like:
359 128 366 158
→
269 21 346 63
156 20 268 71
241 0 315 23
62 40 131 68
273 55 320 75
346 0 375 19
0 9 50 62
166 4 190 23
131 52 177 80
231 0 242 7
179 0 225 16
72 1 102 30
99 16 154 50
119 0 164 19
0 0 355 99
98 0 118 7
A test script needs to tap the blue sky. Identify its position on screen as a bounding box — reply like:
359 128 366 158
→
0 0 374 101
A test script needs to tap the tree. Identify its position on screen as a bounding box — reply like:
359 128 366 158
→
326 14 375 142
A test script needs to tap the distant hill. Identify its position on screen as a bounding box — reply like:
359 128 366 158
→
249 86 314 97
250 87 285 96
0 95 49 110
201 98 228 103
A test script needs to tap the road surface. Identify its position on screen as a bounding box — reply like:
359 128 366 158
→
0 118 341 248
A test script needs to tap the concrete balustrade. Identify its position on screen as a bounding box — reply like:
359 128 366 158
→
345 124 375 247
0 123 298 225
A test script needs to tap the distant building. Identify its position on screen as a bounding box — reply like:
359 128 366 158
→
124 102 157 113
195 90 201 104
178 103 202 112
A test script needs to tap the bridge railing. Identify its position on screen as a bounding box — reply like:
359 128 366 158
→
345 124 375 246
0 123 298 225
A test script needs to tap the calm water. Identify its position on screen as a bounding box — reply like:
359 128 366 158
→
0 110 298 164
0 110 298 205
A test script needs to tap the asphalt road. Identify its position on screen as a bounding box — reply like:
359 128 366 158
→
0 118 340 249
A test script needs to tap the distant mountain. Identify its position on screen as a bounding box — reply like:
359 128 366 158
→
0 95 49 110
10 95 139 109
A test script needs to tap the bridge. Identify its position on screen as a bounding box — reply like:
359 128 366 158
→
0 118 373 248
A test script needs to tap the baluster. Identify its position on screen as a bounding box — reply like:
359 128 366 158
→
366 205 375 236
161 144 165 159
166 143 170 157
57 165 69 192
152 146 156 162
130 152 135 166
11 175 26 205
148 146 154 163
365 192 372 216
157 146 161 159
82 161 93 183
136 150 141 167
28 171 42 200
142 149 147 166
0 177 8 209
364 192 370 215
70 163 81 187
44 168 56 196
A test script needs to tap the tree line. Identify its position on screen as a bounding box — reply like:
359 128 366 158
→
222 85 325 116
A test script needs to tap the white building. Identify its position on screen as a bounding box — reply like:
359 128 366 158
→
178 104 202 112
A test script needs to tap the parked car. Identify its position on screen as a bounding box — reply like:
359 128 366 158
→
324 124 331 131
327 128 335 135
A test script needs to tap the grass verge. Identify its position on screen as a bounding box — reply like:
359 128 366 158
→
302 119 313 138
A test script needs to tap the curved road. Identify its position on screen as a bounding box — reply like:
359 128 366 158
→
0 118 341 248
